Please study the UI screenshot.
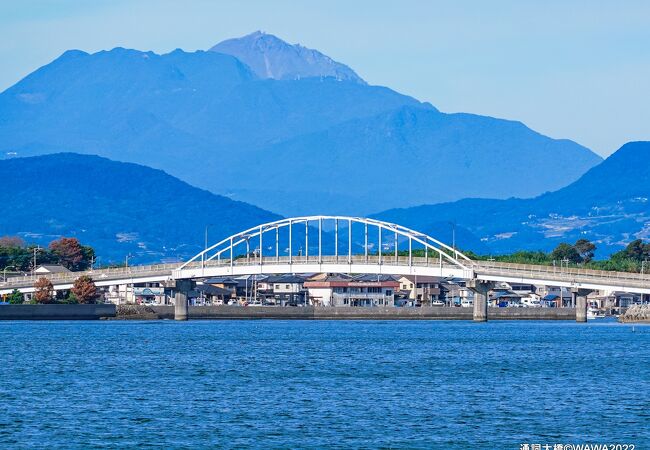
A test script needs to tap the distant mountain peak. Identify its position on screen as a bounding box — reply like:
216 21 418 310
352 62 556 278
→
209 31 365 84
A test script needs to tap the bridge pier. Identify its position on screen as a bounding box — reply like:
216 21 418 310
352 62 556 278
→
572 288 593 323
170 279 194 321
467 280 494 322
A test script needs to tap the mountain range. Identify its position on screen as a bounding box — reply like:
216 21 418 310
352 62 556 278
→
0 32 601 216
374 141 650 257
3 142 647 263
0 153 280 263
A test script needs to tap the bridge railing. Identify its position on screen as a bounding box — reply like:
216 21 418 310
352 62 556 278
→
472 261 650 286
6 255 650 291
0 263 180 288
188 255 464 269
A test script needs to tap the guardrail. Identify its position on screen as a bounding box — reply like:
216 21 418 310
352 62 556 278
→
197 255 463 268
3 255 650 291
472 261 650 287
1 263 179 288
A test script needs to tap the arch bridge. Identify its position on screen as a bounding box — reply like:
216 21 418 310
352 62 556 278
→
3 216 650 323
173 216 474 280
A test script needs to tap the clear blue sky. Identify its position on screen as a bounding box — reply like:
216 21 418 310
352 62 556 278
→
1 0 648 156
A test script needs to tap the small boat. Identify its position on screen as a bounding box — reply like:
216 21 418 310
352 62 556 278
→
587 307 605 319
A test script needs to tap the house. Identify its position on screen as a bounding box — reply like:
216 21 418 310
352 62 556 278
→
537 286 573 307
397 275 442 305
304 274 399 307
611 292 641 308
133 284 166 304
204 277 239 299
189 284 233 305
490 289 522 307
541 294 561 307
104 282 168 305
257 275 308 306
34 264 70 274
439 279 474 306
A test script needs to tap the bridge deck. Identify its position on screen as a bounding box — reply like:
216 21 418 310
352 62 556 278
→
2 256 650 294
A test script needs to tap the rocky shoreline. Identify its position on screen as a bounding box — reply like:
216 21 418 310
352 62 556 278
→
618 304 650 323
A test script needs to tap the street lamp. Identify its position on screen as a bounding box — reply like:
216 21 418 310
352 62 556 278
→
3 265 15 282
125 254 132 269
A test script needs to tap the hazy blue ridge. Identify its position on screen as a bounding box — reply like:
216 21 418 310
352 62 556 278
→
0 153 280 263
229 106 600 215
372 141 650 257
0 32 601 216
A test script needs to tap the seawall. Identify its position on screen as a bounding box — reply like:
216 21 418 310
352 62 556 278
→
0 304 117 320
114 305 576 320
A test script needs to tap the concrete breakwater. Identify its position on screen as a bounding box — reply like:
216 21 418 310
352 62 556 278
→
114 305 576 320
0 304 117 320
618 304 650 323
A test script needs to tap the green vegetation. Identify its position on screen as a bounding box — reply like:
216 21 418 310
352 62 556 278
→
397 238 650 273
4 289 24 304
468 239 650 273
0 236 95 273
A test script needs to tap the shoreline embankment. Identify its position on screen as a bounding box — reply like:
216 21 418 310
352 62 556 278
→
113 305 576 321
0 304 579 321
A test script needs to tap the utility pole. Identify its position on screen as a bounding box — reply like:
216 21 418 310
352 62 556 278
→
449 221 457 259
205 224 213 251
32 246 41 276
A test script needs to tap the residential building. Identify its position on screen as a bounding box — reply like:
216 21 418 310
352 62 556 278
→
257 275 308 306
133 284 166 304
537 286 574 307
34 264 70 274
204 277 239 300
189 284 233 305
439 279 474 306
397 275 442 305
305 274 399 307
490 289 522 307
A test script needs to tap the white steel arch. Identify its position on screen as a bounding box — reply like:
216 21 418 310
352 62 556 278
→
175 216 473 278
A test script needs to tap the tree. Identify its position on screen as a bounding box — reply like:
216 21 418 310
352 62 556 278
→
619 239 650 261
49 237 84 271
80 245 96 270
574 239 596 263
71 275 97 304
0 236 25 248
34 277 54 304
7 289 24 304
551 243 582 264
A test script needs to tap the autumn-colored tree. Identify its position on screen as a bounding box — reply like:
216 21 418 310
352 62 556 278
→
34 277 54 304
49 237 84 270
71 275 97 304
0 236 25 248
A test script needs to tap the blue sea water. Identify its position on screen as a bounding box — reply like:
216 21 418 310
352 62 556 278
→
0 319 648 449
